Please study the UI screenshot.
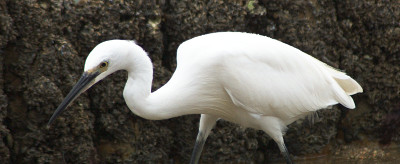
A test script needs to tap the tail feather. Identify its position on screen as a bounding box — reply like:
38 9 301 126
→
324 65 363 109
332 83 356 109
334 77 363 95
326 66 363 94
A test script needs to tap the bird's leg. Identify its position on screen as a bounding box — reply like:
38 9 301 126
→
260 117 293 164
190 114 218 164
190 131 206 164
272 135 293 164
277 141 293 164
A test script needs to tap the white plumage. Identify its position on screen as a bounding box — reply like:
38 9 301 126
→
48 32 363 164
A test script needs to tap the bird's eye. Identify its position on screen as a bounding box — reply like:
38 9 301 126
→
100 61 108 68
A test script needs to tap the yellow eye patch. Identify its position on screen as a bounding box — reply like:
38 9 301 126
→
98 61 109 72
99 61 108 68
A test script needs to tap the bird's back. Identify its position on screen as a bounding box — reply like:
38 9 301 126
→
175 32 362 124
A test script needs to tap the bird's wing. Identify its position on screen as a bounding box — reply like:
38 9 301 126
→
219 46 362 121
176 32 362 122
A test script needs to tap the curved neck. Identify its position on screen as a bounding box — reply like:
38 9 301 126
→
122 49 184 120
121 45 227 120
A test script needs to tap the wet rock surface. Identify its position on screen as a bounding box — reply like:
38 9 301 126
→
1 0 399 163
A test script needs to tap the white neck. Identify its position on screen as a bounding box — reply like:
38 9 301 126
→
122 47 185 120
120 43 235 120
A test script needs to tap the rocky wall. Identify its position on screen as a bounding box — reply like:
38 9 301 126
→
1 0 399 163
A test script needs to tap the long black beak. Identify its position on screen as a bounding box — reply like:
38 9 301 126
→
47 71 99 126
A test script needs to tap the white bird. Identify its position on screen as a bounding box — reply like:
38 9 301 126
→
48 32 363 164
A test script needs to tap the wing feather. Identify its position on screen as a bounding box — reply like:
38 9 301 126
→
177 32 363 122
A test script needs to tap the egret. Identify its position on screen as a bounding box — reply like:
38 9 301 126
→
48 32 363 163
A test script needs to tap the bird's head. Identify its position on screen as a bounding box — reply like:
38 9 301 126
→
47 40 145 126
